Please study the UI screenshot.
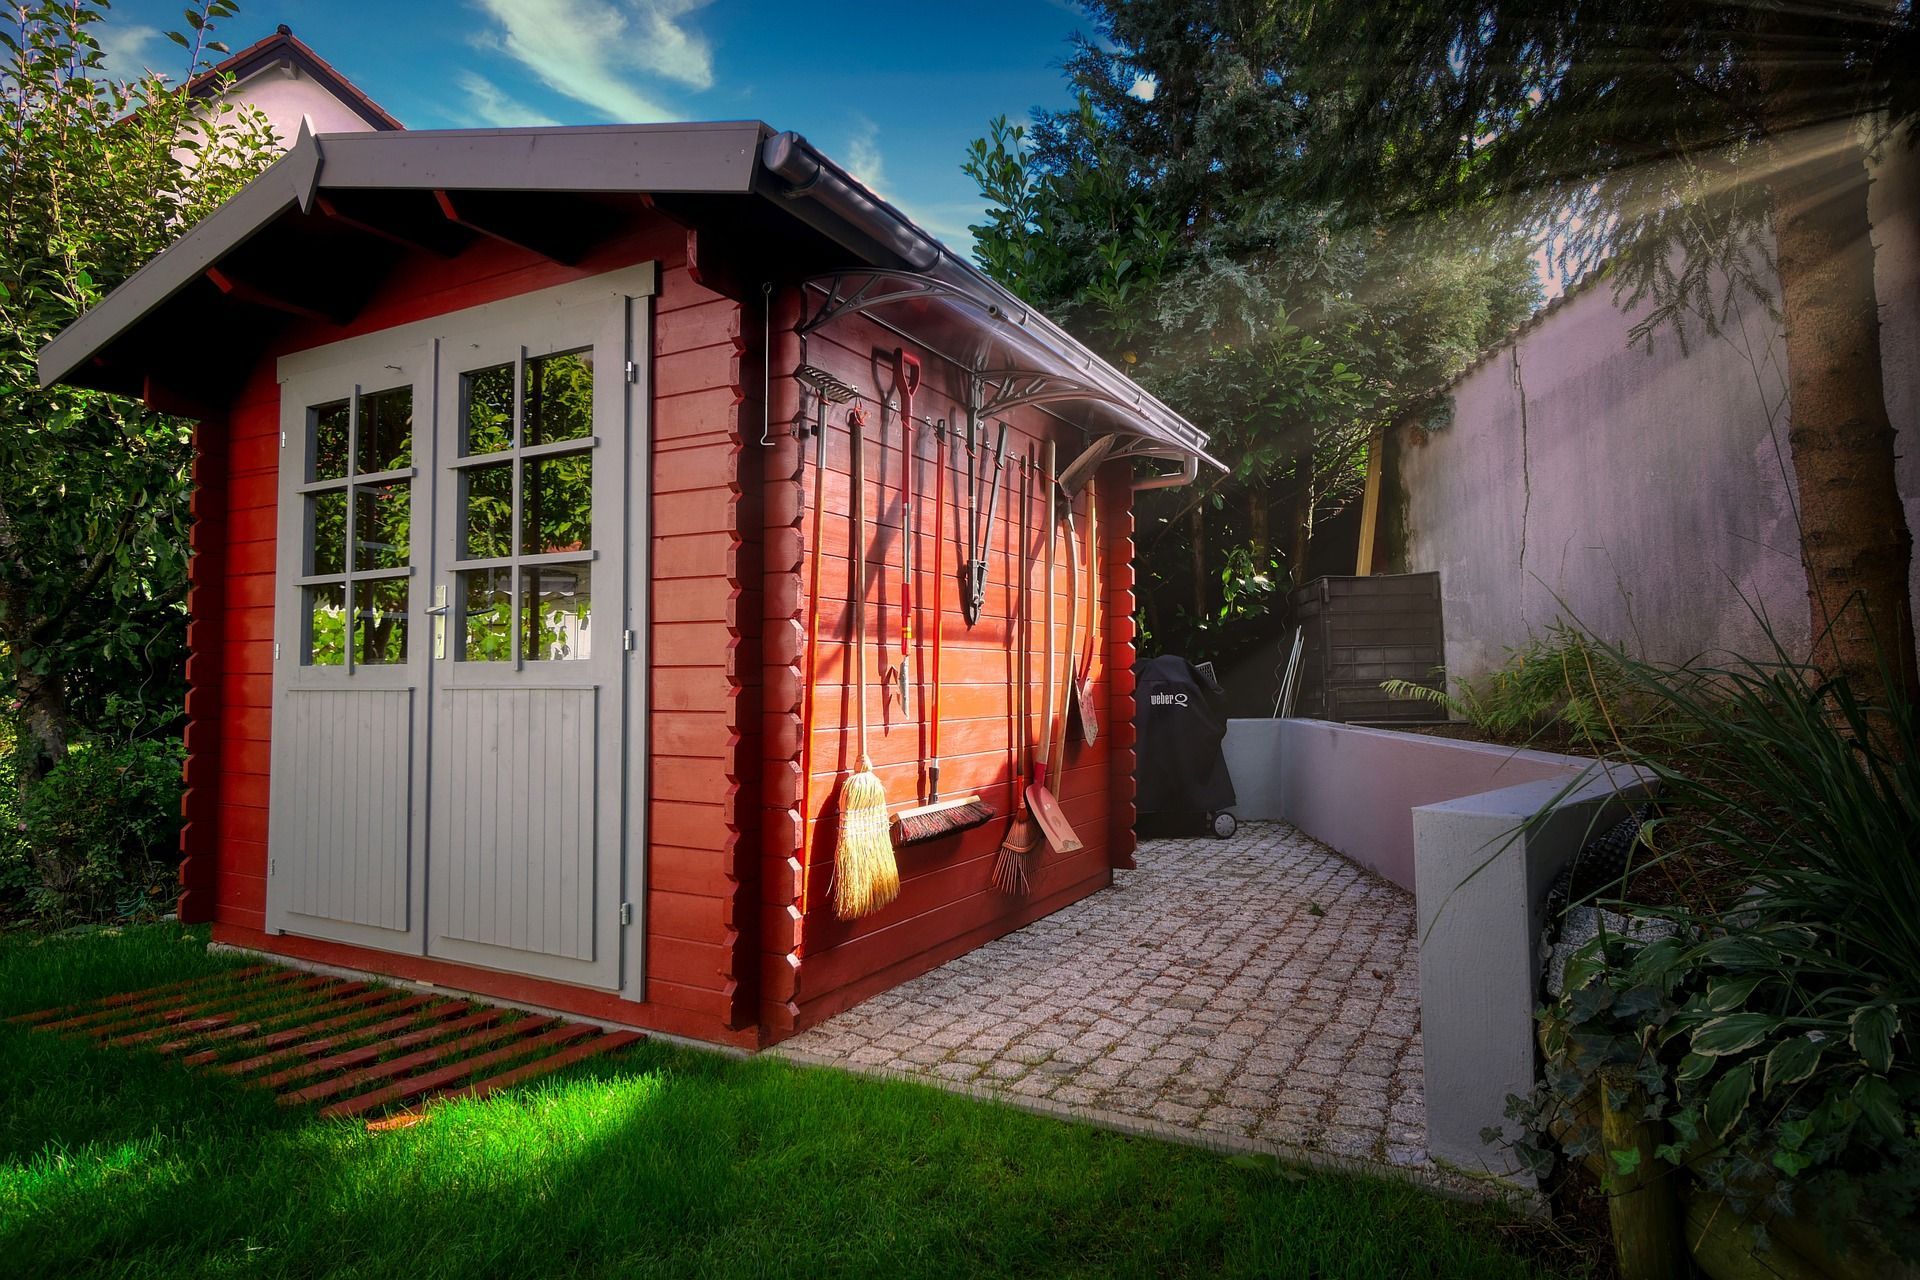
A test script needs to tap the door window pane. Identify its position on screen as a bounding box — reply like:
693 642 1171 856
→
522 451 592 555
463 362 515 456
524 350 593 446
355 482 411 570
354 579 409 665
462 463 513 559
310 489 347 576
523 563 592 661
311 400 350 481
357 386 413 474
461 568 513 661
306 583 347 666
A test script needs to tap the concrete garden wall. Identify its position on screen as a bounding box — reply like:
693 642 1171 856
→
1223 718 1655 1183
1222 718 1591 890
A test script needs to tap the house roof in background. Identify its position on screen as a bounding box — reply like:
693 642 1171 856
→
188 24 403 132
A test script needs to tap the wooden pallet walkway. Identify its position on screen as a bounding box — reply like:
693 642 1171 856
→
14 965 643 1122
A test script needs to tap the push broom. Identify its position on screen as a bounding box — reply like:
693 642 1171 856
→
993 454 1039 893
833 405 899 919
894 418 994 845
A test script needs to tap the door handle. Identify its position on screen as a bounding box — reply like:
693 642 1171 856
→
428 584 449 658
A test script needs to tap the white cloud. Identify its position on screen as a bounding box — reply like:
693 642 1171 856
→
844 118 887 194
96 22 170 80
1127 74 1158 102
472 0 715 123
455 70 562 127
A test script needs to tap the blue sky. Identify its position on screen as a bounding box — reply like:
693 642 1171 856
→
96 0 1115 249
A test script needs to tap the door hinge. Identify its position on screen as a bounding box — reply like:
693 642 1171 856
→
619 902 633 926
274 642 282 661
280 430 287 449
622 628 636 652
624 359 638 383
269 859 276 876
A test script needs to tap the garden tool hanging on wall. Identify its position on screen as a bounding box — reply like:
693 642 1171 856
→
993 454 1038 894
894 418 994 846
833 404 899 920
961 416 1008 628
1068 478 1099 745
889 349 922 718
795 374 858 921
1022 439 1084 857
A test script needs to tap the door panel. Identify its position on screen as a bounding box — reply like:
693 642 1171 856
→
276 688 413 933
267 351 431 954
424 302 629 989
438 686 596 960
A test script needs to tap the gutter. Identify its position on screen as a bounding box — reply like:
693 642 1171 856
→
759 130 1211 488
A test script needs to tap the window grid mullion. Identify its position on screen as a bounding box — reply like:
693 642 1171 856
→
509 347 526 669
343 385 360 675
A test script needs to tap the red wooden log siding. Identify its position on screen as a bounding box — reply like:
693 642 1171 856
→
755 304 1139 1037
177 209 1138 1049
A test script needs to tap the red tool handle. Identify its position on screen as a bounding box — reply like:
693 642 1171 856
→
894 349 922 693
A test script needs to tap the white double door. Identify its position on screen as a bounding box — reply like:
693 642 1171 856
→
266 271 652 993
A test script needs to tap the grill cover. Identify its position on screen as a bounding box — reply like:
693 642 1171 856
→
1133 655 1238 814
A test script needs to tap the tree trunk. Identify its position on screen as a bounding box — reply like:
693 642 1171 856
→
1285 468 1316 589
1769 126 1919 702
14 665 72 794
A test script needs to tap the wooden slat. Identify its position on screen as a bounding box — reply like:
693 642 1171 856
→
207 992 443 1071
319 1023 598 1119
156 982 375 1054
106 974 338 1046
24 966 272 1031
75 968 312 1039
420 1029 642 1107
281 1015 557 1106
255 1003 490 1087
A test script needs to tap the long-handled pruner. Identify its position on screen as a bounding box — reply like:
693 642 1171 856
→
963 419 1007 627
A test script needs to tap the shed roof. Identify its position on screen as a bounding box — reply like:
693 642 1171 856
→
187 25 404 132
39 121 1216 468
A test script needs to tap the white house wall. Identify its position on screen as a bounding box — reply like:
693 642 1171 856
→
1394 144 1920 684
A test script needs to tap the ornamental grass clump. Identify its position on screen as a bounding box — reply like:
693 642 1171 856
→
1508 636 1919 1262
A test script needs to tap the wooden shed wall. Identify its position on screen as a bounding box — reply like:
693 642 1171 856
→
755 304 1138 1038
175 217 1140 1049
179 218 762 1046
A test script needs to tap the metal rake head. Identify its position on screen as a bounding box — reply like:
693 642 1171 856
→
794 364 858 404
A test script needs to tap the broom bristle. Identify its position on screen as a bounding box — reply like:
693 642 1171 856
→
892 795 996 846
833 762 898 920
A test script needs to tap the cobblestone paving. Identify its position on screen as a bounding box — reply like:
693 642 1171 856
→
776 822 1429 1171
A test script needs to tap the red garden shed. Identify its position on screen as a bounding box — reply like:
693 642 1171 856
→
38 123 1217 1049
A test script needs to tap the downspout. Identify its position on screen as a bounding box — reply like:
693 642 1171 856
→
1131 452 1199 492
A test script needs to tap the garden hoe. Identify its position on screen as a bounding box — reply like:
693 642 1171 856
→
832 404 898 920
894 418 994 846
1022 440 1083 856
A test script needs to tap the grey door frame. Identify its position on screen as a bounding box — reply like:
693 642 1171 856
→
266 263 656 999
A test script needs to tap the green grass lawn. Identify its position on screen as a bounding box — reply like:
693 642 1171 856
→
0 924 1590 1279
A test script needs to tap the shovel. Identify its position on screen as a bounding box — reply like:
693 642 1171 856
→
1068 478 1099 745
1022 439 1083 856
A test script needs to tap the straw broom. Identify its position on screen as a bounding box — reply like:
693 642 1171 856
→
993 453 1038 893
834 405 898 919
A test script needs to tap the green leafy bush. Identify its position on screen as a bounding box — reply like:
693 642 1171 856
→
15 738 183 925
1506 642 1919 1259
1383 621 1649 744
